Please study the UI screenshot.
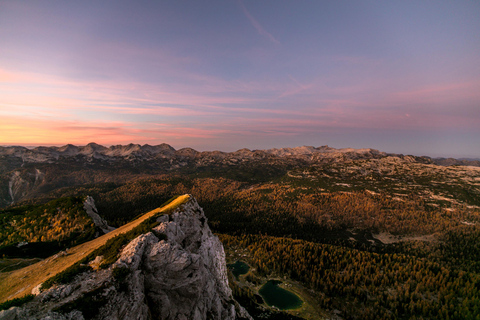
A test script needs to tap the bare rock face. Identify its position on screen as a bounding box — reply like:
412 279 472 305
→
143 200 237 320
83 196 115 234
0 196 251 320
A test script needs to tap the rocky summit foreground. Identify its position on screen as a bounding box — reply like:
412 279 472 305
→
0 196 251 320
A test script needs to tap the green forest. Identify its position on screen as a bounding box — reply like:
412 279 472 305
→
220 234 480 320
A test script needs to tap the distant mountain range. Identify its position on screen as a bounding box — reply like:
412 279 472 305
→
1 143 478 208
433 157 480 167
1 143 478 166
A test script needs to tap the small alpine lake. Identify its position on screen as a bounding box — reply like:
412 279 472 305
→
228 260 250 279
259 280 303 310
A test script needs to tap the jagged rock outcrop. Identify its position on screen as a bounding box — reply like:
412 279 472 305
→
0 196 251 320
83 196 115 234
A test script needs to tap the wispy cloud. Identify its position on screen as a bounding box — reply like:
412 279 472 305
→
238 0 280 44
390 80 480 105
277 75 313 98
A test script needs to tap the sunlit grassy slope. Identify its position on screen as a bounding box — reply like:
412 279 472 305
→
0 194 190 303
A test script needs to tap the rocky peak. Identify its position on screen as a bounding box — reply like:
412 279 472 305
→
175 147 199 158
0 196 251 320
80 142 107 155
152 143 176 153
137 144 172 156
57 144 80 156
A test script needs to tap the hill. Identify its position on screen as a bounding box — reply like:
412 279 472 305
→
0 195 189 303
1 144 480 319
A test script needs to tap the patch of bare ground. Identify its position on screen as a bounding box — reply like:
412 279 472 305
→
372 232 437 244
429 193 480 209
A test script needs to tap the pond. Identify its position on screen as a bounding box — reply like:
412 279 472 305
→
259 280 303 310
228 260 250 279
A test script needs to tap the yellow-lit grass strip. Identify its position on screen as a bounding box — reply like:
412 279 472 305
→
0 194 190 303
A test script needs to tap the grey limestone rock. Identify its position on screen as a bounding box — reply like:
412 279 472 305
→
83 196 115 234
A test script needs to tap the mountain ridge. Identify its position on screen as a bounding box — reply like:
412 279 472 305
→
1 195 252 320
1 143 479 209
0 195 190 304
0 142 428 163
2 143 477 165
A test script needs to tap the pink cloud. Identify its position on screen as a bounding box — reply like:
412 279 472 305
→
0 115 244 146
0 66 289 119
390 80 480 104
0 116 137 145
2 61 479 149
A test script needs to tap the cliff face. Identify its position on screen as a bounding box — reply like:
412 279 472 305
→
0 196 251 320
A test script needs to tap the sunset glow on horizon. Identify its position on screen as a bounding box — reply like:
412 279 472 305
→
1 1 479 157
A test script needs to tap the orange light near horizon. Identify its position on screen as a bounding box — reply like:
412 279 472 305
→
0 115 232 146
0 116 133 146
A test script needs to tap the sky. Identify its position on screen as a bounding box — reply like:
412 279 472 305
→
1 0 479 158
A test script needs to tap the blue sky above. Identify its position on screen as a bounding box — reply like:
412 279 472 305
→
1 0 479 157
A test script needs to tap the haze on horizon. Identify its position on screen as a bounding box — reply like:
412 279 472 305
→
1 1 479 158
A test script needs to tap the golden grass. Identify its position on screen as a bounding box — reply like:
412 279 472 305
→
0 194 190 303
